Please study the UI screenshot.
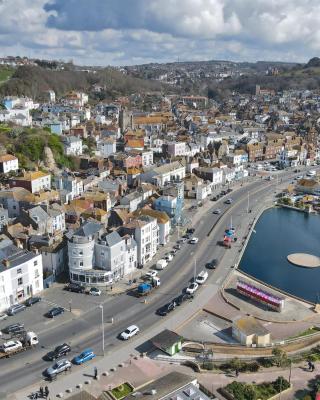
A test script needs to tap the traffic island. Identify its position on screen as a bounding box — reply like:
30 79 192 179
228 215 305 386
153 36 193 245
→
287 253 320 268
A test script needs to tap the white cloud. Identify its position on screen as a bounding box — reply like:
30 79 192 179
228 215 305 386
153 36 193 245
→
0 0 318 65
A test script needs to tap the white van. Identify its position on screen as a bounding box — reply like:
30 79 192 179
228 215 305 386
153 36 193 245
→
195 270 208 284
156 259 168 270
307 170 316 177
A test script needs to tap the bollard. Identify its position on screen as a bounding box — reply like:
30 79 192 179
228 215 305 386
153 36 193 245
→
76 384 83 389
102 371 109 377
84 380 91 385
66 389 73 394
56 393 64 398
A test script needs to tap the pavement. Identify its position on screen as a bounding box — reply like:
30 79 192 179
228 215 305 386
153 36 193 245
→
4 166 316 398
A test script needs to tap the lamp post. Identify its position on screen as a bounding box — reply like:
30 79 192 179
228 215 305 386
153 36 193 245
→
99 304 105 356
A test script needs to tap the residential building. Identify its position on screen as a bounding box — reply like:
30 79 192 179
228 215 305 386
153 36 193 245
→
120 215 159 266
154 195 177 218
9 171 51 193
0 154 19 174
62 136 83 156
55 173 84 200
133 209 171 245
166 141 187 157
141 150 153 167
97 138 117 157
194 167 223 189
0 236 43 312
120 191 143 212
141 161 185 187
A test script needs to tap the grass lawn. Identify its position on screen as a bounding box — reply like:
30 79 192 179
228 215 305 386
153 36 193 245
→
289 327 320 339
0 67 14 84
111 383 133 400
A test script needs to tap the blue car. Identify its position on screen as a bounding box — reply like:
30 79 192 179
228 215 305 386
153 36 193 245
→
72 348 96 365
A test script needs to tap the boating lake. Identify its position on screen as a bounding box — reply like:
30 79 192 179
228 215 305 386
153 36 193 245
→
239 207 320 303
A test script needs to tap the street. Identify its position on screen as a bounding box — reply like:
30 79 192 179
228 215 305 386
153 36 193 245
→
0 168 308 395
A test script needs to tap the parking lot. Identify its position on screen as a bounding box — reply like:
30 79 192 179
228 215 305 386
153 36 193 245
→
0 285 113 338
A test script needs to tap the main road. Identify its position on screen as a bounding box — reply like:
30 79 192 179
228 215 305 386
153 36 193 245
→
0 169 306 394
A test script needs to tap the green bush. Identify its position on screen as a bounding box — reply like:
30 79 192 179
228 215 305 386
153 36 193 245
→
202 361 214 370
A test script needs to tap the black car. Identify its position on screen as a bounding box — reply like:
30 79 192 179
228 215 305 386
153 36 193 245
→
211 196 218 201
64 283 85 293
206 259 218 269
2 323 25 334
25 296 41 307
186 228 195 234
156 301 176 316
174 293 191 306
46 343 71 361
46 307 65 318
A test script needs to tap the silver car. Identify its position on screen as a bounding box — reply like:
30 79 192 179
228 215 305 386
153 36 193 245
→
46 359 72 377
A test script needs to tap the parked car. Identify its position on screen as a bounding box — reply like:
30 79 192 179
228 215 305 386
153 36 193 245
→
189 237 199 244
46 343 71 361
213 209 221 215
72 349 96 365
173 244 181 250
164 253 173 261
2 323 24 335
156 301 176 316
170 249 177 256
186 282 199 294
120 325 140 340
145 270 158 279
186 228 195 234
25 297 41 307
0 340 23 353
46 307 65 318
0 313 8 321
225 198 233 204
179 237 187 243
64 283 85 293
46 359 72 377
195 271 208 285
7 304 26 316
205 259 217 269
88 287 101 296
174 293 191 306
211 196 217 201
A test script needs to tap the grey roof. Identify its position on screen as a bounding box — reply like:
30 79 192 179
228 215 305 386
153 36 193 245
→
28 206 49 223
124 372 198 400
150 329 182 352
74 221 102 238
0 236 36 272
104 231 122 247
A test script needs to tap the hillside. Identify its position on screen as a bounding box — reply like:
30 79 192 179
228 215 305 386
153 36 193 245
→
0 125 74 170
0 65 169 101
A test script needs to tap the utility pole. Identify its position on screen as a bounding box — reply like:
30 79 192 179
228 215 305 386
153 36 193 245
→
247 191 250 213
194 258 197 281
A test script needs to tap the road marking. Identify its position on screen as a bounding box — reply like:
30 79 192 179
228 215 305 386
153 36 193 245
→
216 277 223 284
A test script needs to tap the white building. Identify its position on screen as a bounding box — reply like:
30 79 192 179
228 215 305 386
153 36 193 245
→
9 171 51 193
121 215 159 266
55 173 84 201
0 237 43 312
0 154 19 174
68 222 137 285
95 231 137 279
167 142 186 157
97 138 117 157
62 136 83 156
141 150 154 167
141 161 185 187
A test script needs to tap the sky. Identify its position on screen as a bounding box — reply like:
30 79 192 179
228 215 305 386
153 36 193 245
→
0 0 319 66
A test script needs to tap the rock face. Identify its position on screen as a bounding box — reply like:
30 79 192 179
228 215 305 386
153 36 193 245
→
43 146 57 171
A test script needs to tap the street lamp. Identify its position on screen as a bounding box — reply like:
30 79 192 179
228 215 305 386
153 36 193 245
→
99 304 105 356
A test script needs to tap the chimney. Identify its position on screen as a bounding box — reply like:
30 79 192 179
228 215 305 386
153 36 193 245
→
2 259 10 268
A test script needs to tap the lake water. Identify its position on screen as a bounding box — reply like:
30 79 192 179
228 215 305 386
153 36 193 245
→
239 207 320 303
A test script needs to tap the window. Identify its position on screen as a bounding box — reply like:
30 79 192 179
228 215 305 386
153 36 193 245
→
35 269 39 279
35 280 39 288
17 268 22 274
34 260 38 266
79 251 83 255
80 261 83 266
13 206 16 210
18 277 23 285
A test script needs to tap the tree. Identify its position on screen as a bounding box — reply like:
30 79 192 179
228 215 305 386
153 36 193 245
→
229 357 245 373
272 348 287 367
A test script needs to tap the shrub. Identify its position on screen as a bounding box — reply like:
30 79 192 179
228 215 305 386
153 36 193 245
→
202 361 214 370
